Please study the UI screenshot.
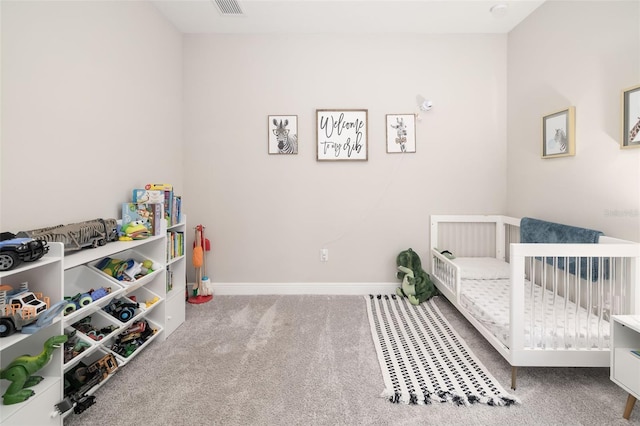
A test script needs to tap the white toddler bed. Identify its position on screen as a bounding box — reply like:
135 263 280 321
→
429 215 640 389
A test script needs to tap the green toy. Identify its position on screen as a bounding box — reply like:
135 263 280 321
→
0 335 67 405
395 248 438 305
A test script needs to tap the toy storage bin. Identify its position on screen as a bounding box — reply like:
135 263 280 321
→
70 310 122 345
89 249 163 290
125 286 163 315
63 326 98 370
105 317 163 365
63 265 125 324
63 347 120 403
101 295 145 325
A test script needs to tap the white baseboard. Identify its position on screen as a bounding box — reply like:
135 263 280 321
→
188 282 398 295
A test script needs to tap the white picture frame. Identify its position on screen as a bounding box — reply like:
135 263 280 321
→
386 114 416 153
268 115 298 154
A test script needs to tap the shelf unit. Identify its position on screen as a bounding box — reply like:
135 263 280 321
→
0 242 65 426
165 219 187 336
610 315 640 420
1 217 186 425
59 218 186 419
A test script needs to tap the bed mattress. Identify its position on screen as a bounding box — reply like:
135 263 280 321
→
459 278 610 350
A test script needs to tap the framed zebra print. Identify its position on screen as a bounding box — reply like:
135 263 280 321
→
316 109 368 161
621 84 640 149
268 115 298 154
542 106 575 159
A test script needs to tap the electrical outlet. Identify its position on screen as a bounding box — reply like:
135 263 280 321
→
320 248 329 262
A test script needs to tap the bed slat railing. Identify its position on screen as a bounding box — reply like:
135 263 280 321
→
431 251 460 303
511 243 640 352
430 215 520 307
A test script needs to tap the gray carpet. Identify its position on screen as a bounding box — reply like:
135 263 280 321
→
64 295 640 425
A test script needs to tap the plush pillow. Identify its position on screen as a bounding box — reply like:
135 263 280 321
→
452 257 511 280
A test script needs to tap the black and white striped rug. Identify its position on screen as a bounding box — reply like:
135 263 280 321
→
366 295 520 407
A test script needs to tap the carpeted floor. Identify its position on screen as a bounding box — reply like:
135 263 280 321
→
64 295 639 425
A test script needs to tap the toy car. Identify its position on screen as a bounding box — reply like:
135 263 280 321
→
0 286 50 337
63 287 112 316
63 293 93 315
103 299 139 322
0 233 49 271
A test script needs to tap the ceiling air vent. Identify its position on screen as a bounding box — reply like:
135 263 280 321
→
212 0 244 16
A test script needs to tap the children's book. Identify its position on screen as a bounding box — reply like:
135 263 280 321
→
145 183 173 226
166 267 173 292
122 203 163 236
132 189 164 204
173 195 182 225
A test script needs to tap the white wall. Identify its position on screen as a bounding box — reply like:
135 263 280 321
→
0 1 183 231
507 1 640 241
6 1 633 286
183 34 508 283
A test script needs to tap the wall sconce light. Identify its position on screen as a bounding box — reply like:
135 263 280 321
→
419 100 433 112
415 94 433 121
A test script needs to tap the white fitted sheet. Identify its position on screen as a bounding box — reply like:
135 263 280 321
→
459 278 610 350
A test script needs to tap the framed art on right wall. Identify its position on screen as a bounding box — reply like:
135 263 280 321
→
542 106 576 158
621 84 640 149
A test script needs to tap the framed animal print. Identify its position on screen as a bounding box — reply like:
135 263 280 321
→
621 84 640 149
542 106 575 159
386 114 416 153
268 115 298 154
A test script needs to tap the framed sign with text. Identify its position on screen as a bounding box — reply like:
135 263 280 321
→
316 109 368 161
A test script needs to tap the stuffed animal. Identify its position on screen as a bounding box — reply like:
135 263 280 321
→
119 221 150 241
395 248 438 305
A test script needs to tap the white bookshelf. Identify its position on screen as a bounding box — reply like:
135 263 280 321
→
0 216 186 424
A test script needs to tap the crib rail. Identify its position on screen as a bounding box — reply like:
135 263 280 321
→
430 215 520 261
510 243 640 353
431 250 460 302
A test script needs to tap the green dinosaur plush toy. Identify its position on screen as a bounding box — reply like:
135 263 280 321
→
395 248 438 305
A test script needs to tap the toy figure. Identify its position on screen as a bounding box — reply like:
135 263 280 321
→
1 335 67 404
395 248 438 305
119 221 150 241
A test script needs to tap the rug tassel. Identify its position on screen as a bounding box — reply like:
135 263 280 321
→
467 394 481 404
386 390 508 407
452 394 466 406
380 388 518 407
500 395 521 406
423 393 433 405
381 388 399 403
